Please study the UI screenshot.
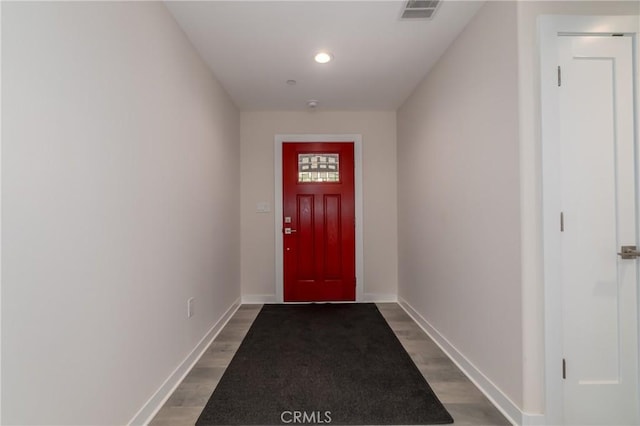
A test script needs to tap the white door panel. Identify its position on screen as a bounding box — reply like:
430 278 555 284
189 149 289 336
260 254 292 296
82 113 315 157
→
558 35 638 425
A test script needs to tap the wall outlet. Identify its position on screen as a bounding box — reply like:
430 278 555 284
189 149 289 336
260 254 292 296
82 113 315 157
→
187 297 194 318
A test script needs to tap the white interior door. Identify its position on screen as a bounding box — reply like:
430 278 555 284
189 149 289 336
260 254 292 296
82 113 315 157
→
558 34 639 425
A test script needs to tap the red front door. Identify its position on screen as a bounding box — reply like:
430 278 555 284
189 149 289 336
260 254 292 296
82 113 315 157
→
283 142 356 302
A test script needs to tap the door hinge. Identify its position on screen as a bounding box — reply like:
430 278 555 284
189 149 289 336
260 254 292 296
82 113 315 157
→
562 358 567 379
557 66 562 87
560 212 564 232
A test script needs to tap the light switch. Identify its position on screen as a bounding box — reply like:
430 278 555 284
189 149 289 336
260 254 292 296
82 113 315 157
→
256 202 270 213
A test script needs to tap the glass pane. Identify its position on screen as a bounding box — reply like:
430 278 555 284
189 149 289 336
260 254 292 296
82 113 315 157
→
298 153 339 182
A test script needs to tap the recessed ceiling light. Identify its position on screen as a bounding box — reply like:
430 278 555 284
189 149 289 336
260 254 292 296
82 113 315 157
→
314 52 333 64
286 79 297 85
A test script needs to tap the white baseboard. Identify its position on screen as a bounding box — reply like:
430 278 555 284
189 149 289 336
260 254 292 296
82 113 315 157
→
364 293 398 303
128 297 241 426
241 294 277 304
398 297 527 426
241 294 397 303
522 413 546 425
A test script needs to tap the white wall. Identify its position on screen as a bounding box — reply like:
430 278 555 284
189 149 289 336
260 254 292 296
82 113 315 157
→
240 111 397 302
0 3 4 422
397 0 523 415
1 2 240 424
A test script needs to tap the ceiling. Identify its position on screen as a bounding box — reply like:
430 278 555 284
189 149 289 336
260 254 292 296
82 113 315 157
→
165 1 484 111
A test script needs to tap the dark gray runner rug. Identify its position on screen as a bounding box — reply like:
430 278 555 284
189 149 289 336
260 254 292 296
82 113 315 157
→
196 303 453 425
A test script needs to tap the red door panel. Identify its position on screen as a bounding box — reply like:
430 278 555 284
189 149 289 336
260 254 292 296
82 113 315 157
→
324 195 342 279
283 142 355 302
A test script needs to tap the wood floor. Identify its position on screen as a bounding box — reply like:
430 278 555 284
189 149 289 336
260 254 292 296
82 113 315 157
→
150 303 511 426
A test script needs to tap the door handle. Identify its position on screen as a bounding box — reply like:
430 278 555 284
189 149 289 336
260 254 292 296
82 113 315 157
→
617 245 640 259
284 228 297 235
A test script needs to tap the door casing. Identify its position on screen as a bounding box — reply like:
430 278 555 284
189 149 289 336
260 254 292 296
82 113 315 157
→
540 15 640 425
275 134 364 303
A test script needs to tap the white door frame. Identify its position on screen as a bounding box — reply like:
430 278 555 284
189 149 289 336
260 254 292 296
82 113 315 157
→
274 134 364 303
540 15 640 425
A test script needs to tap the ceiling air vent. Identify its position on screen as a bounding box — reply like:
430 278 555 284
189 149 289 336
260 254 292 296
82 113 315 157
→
400 0 441 20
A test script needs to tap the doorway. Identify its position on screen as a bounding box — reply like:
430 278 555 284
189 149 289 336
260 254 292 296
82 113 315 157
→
282 142 355 301
274 135 364 303
540 16 640 425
